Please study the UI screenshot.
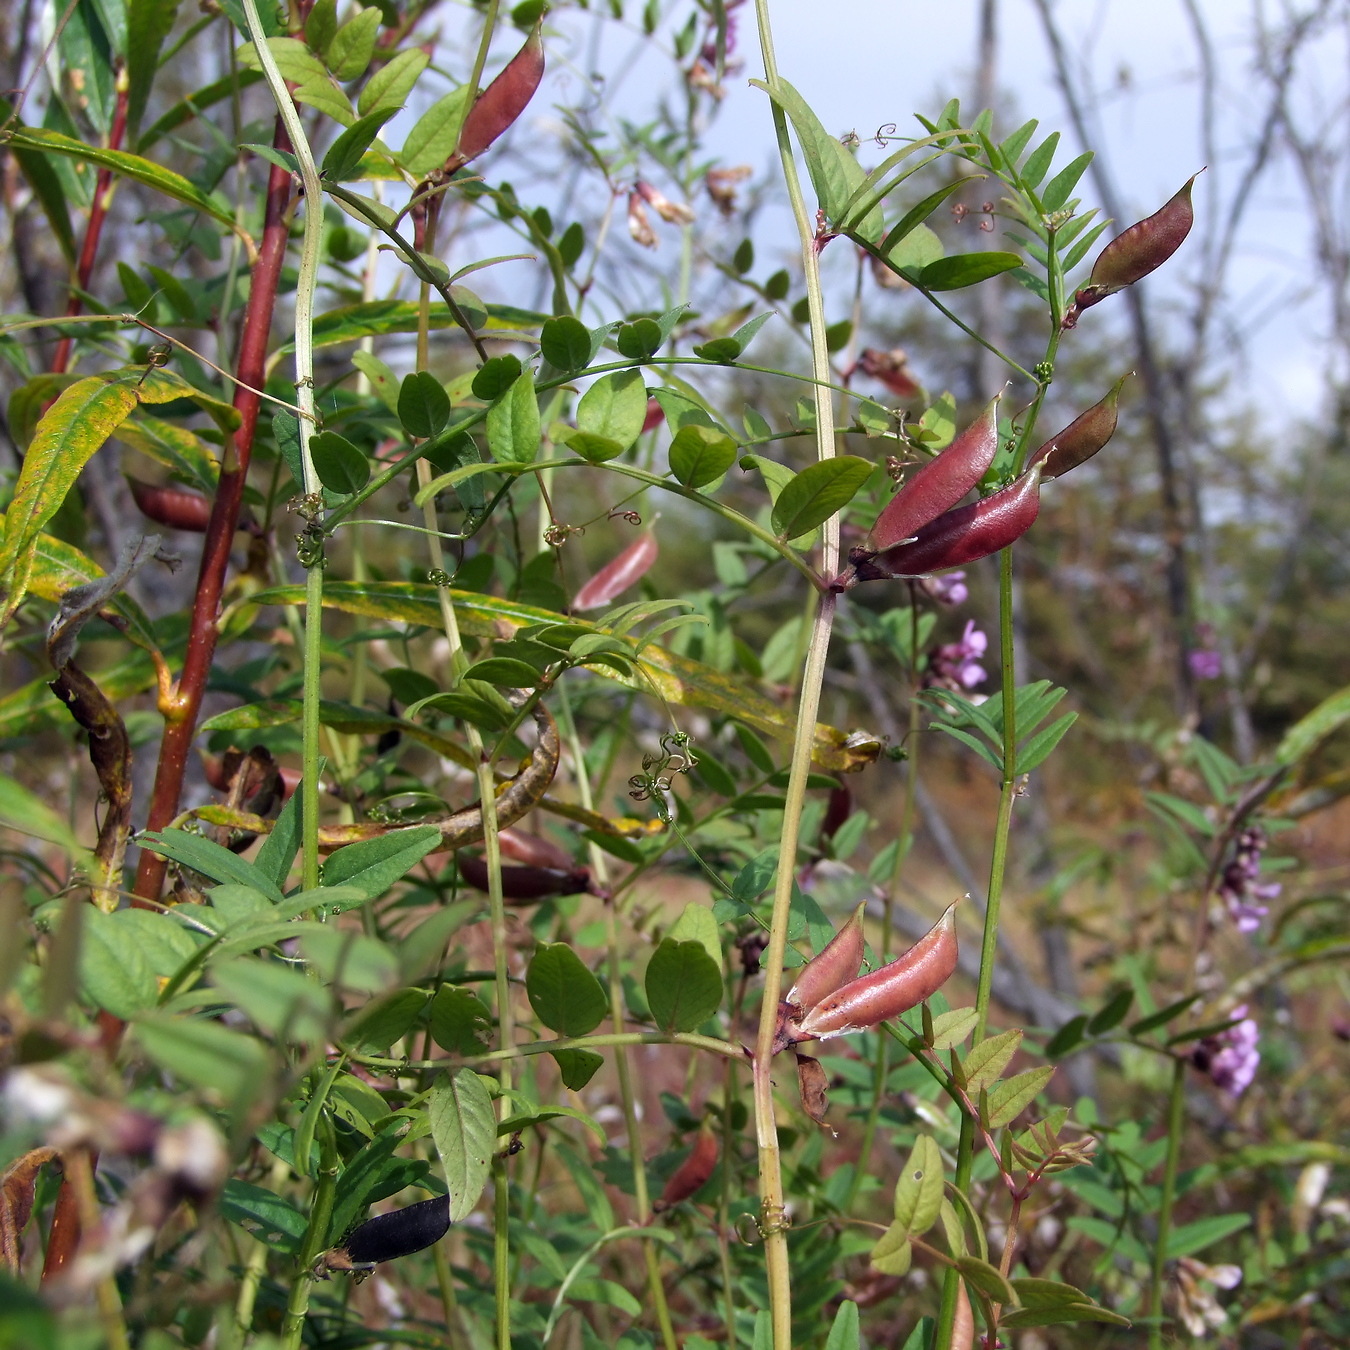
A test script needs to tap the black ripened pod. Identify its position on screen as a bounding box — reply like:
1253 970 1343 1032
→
339 1195 452 1267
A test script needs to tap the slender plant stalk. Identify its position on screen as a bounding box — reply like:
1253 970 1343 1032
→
49 70 128 375
554 683 678 1350
237 0 325 887
747 3 846 1343
280 1119 338 1350
1148 1056 1187 1347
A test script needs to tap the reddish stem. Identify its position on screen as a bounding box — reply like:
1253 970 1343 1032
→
130 120 295 907
50 69 129 375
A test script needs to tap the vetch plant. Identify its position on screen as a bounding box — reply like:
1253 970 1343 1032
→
0 3 1337 1350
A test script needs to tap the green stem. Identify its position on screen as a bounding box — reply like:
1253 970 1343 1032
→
555 684 677 1350
749 2 845 1342
239 0 325 888
936 545 1021 1348
1148 1056 1186 1348
280 1118 338 1350
492 1153 510 1350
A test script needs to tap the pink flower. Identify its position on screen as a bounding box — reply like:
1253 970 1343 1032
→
1217 826 1279 933
924 620 988 692
917 571 969 607
1192 1006 1260 1096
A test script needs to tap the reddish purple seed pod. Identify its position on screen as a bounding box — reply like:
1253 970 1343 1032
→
785 903 865 1014
867 397 1000 551
836 467 1042 589
794 903 958 1042
573 532 658 611
497 826 576 872
448 24 545 172
128 476 212 532
653 1124 719 1212
1027 376 1127 480
1065 175 1199 326
457 852 592 902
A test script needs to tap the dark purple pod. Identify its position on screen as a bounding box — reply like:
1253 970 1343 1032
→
1064 175 1199 327
867 398 1000 550
833 467 1042 589
326 1195 451 1271
497 826 576 872
1027 376 1127 480
457 852 593 902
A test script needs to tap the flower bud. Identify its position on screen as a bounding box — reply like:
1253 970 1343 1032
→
635 180 695 225
1064 175 1199 327
1027 375 1127 479
791 904 958 1042
627 194 658 249
867 397 1000 551
835 467 1042 589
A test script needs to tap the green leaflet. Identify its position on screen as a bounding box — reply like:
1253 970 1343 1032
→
243 582 882 773
0 514 157 651
4 126 249 245
0 375 139 627
428 1068 495 1222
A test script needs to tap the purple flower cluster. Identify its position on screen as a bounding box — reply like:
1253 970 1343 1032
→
1191 1006 1260 1096
924 619 988 692
1218 826 1281 933
1188 647 1223 681
917 570 969 607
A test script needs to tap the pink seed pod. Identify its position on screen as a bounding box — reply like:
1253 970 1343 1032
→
794 903 958 1041
835 467 1042 590
573 532 658 611
785 903 865 1013
952 1279 975 1350
867 397 1000 551
1064 175 1199 328
653 1123 719 1212
128 476 212 532
456 852 592 903
447 24 545 172
1028 375 1127 479
497 826 576 872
